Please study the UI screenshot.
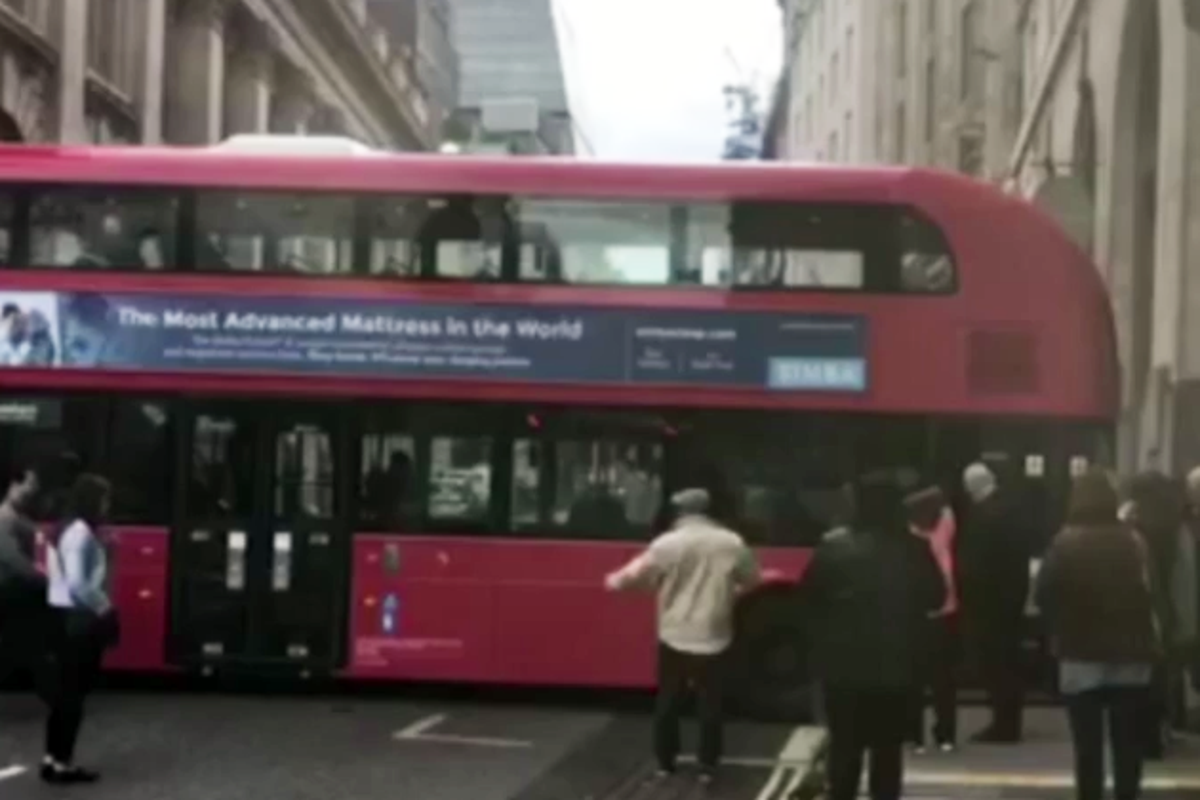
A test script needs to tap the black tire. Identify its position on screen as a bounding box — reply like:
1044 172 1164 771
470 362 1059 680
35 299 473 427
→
730 584 815 723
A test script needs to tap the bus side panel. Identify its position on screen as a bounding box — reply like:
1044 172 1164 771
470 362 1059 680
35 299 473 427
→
346 537 497 681
344 536 812 687
107 529 172 672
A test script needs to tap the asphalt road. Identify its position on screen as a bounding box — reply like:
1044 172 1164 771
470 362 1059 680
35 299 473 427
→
5 691 1199 800
0 690 810 800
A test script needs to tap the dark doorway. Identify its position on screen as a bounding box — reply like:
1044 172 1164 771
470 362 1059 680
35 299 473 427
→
0 109 24 143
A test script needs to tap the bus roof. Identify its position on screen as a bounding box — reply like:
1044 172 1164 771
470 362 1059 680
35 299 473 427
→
0 145 1118 420
0 143 988 199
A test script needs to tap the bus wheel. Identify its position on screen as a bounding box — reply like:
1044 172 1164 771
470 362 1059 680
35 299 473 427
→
731 586 813 723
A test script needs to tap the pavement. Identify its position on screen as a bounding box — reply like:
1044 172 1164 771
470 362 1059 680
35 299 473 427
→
901 707 1200 798
0 690 821 800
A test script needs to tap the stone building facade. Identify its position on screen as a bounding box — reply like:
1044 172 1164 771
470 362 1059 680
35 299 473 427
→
0 0 439 149
773 0 1200 475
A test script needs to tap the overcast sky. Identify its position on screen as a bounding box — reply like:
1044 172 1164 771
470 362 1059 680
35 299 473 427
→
555 0 782 161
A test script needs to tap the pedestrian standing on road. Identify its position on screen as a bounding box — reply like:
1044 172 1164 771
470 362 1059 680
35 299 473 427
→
42 473 120 785
804 470 943 800
1035 468 1158 800
1123 470 1195 757
0 466 51 686
1185 468 1200 699
903 483 959 754
1186 467 1200 543
604 487 760 785
959 462 1029 743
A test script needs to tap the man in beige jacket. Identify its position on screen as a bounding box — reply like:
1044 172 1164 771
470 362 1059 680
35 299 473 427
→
605 488 760 783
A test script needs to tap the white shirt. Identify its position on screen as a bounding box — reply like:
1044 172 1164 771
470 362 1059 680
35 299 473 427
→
47 519 111 615
609 515 760 654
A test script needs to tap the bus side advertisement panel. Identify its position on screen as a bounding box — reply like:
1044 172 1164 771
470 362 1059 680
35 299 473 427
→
0 289 868 393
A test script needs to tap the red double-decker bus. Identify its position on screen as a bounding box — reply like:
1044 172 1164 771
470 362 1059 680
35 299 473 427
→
0 140 1115 715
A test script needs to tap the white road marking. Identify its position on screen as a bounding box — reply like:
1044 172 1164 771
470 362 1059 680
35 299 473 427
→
0 765 28 782
395 713 447 739
402 732 534 748
680 755 814 768
750 726 826 800
393 713 534 749
905 770 1200 791
779 727 825 761
752 767 789 800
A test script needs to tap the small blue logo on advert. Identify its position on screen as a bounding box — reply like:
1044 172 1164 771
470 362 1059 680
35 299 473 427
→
767 358 867 392
381 593 400 636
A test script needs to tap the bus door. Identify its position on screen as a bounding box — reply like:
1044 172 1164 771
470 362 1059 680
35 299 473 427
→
171 401 349 672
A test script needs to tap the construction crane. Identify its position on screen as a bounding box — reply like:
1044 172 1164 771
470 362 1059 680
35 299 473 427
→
722 46 764 160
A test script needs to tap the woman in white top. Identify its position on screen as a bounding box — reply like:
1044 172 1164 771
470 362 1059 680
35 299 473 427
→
43 473 117 785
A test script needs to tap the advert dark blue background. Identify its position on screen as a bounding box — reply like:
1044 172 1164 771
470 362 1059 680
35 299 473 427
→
44 290 869 392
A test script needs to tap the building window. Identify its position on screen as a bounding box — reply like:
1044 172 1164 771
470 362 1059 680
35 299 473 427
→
895 101 907 161
926 0 937 35
958 132 984 176
831 53 839 100
896 1 909 78
844 111 853 160
87 0 136 97
876 111 885 159
846 29 854 83
960 1 982 100
924 57 937 143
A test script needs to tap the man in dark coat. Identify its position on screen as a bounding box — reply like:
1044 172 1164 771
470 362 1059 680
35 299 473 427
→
0 465 50 682
804 470 943 800
959 462 1030 743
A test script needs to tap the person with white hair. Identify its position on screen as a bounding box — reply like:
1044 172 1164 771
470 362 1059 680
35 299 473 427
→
604 486 760 785
959 461 1030 743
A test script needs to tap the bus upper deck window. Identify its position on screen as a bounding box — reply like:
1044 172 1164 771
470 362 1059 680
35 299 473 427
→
725 203 956 294
517 200 677 286
726 203 867 290
377 195 515 281
195 191 355 275
367 199 419 277
27 187 179 270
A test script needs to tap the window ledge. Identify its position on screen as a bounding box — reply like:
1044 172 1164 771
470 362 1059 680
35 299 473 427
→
0 5 57 69
85 69 138 127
